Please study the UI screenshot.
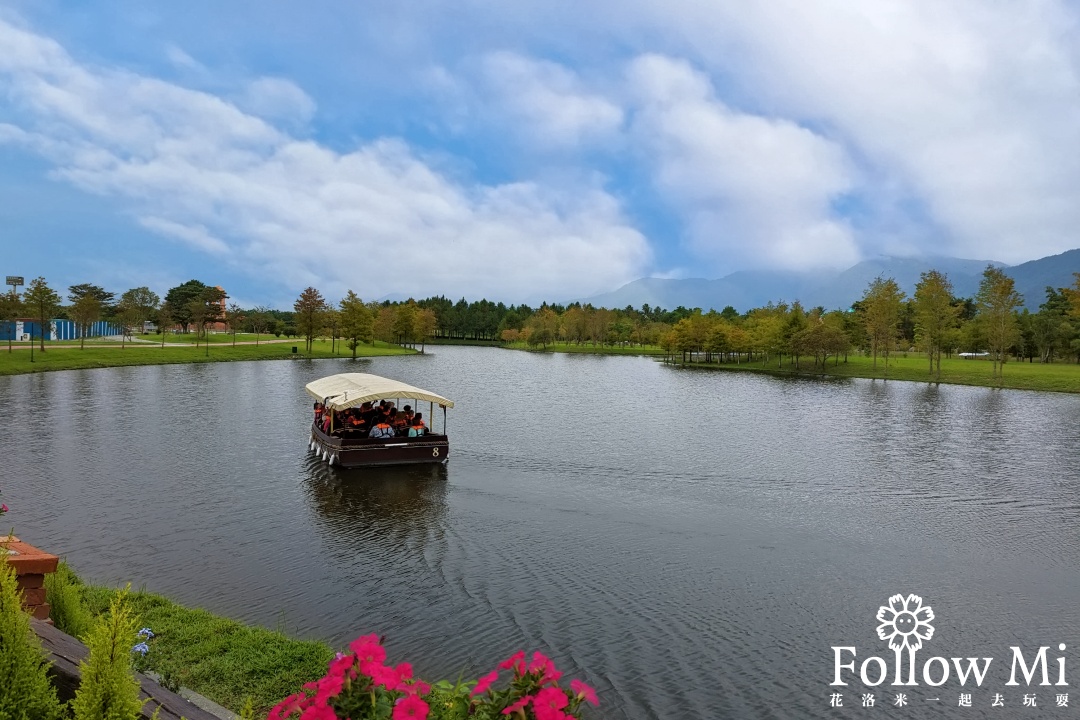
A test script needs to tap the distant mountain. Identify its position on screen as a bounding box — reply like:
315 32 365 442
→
580 250 1080 312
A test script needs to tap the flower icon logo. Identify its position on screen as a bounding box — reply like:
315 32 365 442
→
877 593 935 651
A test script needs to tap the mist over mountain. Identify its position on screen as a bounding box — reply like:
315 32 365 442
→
580 250 1080 312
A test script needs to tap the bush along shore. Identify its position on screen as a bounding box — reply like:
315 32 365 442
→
23 561 600 719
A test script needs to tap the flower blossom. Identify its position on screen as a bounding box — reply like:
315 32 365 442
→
471 669 499 697
137 627 155 639
132 642 150 656
570 679 599 706
532 687 570 720
499 650 526 674
392 694 429 720
501 695 532 715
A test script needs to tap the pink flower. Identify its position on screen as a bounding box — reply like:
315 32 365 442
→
327 653 355 678
499 650 526 674
528 652 551 673
501 695 532 715
570 679 599 706
395 662 413 680
532 687 570 720
316 674 344 701
369 663 401 688
471 669 499 697
0 504 8 513
392 694 429 720
350 634 387 667
268 693 305 720
299 705 336 720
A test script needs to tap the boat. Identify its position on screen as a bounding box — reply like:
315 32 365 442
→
305 372 454 468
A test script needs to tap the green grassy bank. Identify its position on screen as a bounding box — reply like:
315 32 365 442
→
47 563 333 715
0 339 412 377
670 352 1080 393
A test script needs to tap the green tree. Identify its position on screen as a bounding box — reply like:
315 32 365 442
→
914 270 959 379
164 279 207 333
414 307 437 353
249 305 273 346
393 303 419 346
225 302 245 347
70 589 145 720
68 284 116 318
0 289 22 353
976 265 1022 381
339 291 374 359
0 541 65 719
118 287 160 335
23 277 61 353
113 300 141 349
69 293 103 349
860 277 906 375
156 301 176 347
188 286 227 354
294 287 327 352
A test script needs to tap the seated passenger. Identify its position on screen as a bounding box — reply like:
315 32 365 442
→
313 402 324 422
391 408 408 433
369 416 396 439
408 413 426 437
402 405 415 425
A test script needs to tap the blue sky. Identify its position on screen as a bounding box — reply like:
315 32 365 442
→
2 1 1079 309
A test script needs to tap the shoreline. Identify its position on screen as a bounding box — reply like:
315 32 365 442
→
0 340 414 377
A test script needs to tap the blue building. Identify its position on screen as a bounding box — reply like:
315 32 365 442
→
0 319 120 341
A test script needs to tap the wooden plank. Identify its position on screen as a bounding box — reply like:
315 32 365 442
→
31 618 224 720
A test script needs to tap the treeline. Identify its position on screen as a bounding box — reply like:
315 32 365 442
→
5 268 1079 379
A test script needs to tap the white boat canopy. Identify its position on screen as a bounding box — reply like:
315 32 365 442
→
305 373 455 410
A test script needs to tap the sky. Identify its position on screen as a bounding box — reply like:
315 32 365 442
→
1 1 1079 309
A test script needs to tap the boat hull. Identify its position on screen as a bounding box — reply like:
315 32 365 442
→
309 423 449 468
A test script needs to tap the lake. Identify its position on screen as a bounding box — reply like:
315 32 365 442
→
2 346 1079 718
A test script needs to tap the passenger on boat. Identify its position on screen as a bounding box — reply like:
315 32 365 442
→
369 416 396 439
408 413 426 437
391 408 408 433
402 405 414 425
313 402 324 422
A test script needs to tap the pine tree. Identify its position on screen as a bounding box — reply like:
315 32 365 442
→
0 544 65 720
70 588 146 720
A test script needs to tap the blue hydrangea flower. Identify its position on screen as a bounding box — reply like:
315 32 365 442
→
138 627 155 639
132 642 150 655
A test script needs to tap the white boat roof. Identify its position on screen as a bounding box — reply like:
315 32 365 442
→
305 373 455 410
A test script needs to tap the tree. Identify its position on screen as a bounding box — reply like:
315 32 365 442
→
860 277 906 375
976 265 1022 381
114 299 141 349
68 283 116 317
69 294 103 349
249 305 272 346
119 287 160 333
294 287 327 352
225 302 245 346
913 270 959 379
393 303 419 346
23 277 61 353
188 286 227 355
164 280 207 333
414 307 438 353
339 292 374 359
156 301 176 348
0 289 22 353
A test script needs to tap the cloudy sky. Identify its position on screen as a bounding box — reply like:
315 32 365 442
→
2 1 1078 308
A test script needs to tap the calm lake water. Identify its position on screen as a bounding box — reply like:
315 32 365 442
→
3 346 1080 718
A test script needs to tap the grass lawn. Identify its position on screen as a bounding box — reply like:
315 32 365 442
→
0 339 412 376
503 341 667 356
675 352 1080 393
46 564 334 716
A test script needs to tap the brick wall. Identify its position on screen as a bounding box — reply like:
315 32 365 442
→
2 536 58 621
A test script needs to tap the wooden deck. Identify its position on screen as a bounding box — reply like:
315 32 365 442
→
31 617 225 720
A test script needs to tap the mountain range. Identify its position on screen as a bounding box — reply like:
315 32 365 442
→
580 249 1080 313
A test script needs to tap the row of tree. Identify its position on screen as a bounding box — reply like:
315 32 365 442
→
5 268 1079 381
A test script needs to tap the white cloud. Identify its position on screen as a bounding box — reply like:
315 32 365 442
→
0 18 651 303
626 54 859 273
474 51 624 148
236 77 317 126
620 0 1080 264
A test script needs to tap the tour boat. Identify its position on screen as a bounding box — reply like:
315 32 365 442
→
305 372 454 468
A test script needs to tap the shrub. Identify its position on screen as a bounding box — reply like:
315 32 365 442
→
70 587 147 720
44 560 92 639
0 539 65 720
